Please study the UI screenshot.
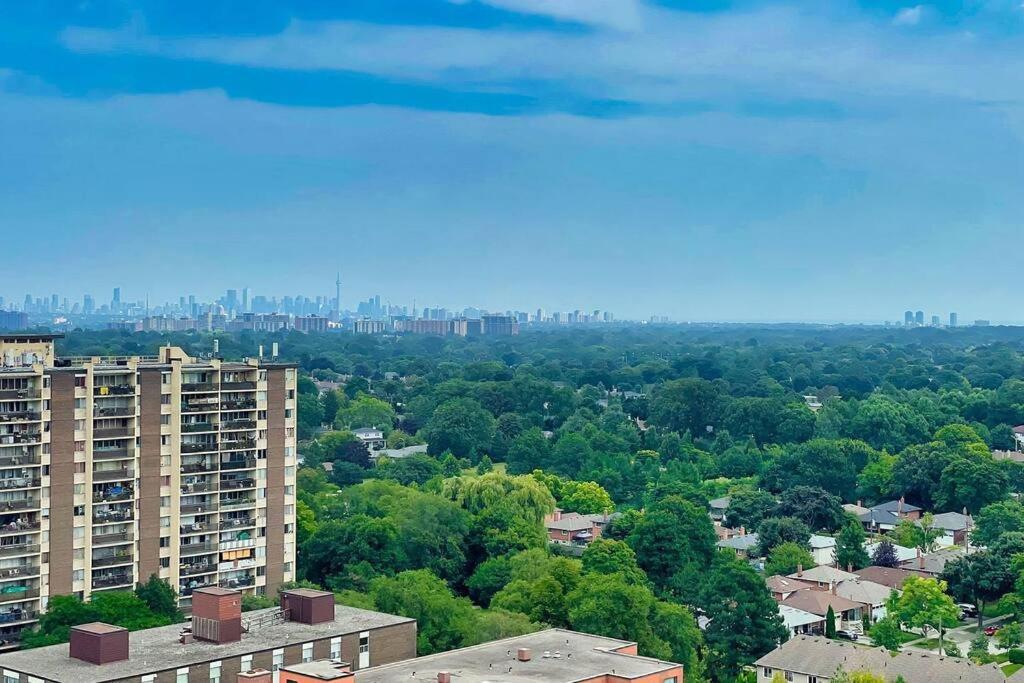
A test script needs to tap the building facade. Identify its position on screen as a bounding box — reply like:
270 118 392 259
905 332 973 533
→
0 334 298 646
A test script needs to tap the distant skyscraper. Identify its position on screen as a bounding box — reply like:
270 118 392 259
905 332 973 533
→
914 310 924 326
931 315 940 327
242 288 250 313
335 273 342 320
904 310 913 326
949 312 958 328
112 287 121 312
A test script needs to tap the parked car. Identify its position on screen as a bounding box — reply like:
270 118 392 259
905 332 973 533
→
984 626 998 636
835 630 859 641
958 603 979 619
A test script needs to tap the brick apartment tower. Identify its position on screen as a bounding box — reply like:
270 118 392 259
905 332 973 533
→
0 334 298 648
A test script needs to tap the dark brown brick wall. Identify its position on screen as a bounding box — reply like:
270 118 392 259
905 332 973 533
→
265 368 287 597
47 371 77 595
138 368 163 582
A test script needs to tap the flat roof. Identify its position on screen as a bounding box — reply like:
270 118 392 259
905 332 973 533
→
0 334 63 341
281 660 354 680
353 629 681 683
0 605 413 683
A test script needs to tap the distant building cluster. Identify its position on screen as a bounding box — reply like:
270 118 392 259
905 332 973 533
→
109 313 332 334
891 309 965 328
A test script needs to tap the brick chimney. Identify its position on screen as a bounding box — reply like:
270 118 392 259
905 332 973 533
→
517 648 532 662
192 587 242 644
797 564 803 577
831 581 837 596
739 525 746 536
553 509 562 522
69 623 129 665
281 588 335 625
918 548 925 569
898 496 904 515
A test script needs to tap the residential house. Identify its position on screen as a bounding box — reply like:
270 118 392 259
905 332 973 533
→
858 499 922 533
544 510 615 547
778 605 826 638
853 565 928 591
834 579 894 621
924 511 972 547
716 532 760 559
779 590 863 631
900 547 965 577
766 575 817 603
756 635 1004 683
708 496 731 522
353 427 386 451
808 535 837 567
788 565 857 590
863 540 918 565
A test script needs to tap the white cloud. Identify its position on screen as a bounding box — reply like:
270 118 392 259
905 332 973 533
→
463 0 644 31
894 5 926 26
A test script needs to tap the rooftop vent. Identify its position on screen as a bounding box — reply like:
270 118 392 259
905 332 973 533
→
438 673 452 683
237 669 273 683
70 622 129 665
192 587 243 644
516 648 532 662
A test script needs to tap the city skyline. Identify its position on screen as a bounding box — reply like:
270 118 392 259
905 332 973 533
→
3 2 1023 321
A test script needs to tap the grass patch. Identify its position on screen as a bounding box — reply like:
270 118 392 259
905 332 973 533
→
914 638 941 651
896 630 921 644
1003 663 1023 676
983 602 1014 618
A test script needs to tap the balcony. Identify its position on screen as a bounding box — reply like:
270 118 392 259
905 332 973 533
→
220 438 256 452
93 487 133 504
0 433 40 446
219 516 255 530
0 566 38 580
181 422 216 434
180 522 212 535
94 447 132 461
221 419 256 431
93 508 134 524
93 531 133 546
179 583 214 596
0 608 37 625
92 552 133 568
220 400 256 411
180 481 214 495
181 442 218 454
220 457 256 471
182 383 218 393
180 563 216 577
0 479 40 492
0 500 36 513
221 382 256 391
92 573 133 590
218 575 255 589
181 461 217 474
0 589 38 605
181 542 217 556
219 538 255 551
0 521 39 537
182 402 220 414
219 478 255 491
93 385 134 397
93 469 133 483
0 390 40 401
180 501 218 515
0 413 40 424
94 406 133 418
219 498 255 511
0 544 38 558
0 454 40 468
93 427 132 439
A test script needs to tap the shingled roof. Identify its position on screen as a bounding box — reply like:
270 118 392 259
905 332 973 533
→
756 636 1004 683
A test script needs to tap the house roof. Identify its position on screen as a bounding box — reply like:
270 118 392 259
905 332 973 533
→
854 565 928 590
863 541 918 564
835 579 894 607
778 605 825 630
873 499 922 514
900 547 965 575
858 500 922 527
708 496 731 510
765 575 816 595
353 428 384 438
788 565 857 584
780 591 862 617
808 534 836 550
546 512 615 532
756 635 1004 683
924 512 971 532
716 533 759 551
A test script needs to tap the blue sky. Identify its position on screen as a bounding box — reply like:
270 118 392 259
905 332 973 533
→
2 1 1023 322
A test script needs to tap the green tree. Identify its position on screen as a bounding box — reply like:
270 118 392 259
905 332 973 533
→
649 378 725 436
421 398 496 459
334 394 396 432
466 555 513 606
756 517 811 557
506 428 552 475
869 616 904 652
476 454 494 474
134 574 183 622
834 521 869 571
581 539 648 585
969 631 992 664
628 495 717 587
764 542 816 577
773 485 845 532
998 622 1023 650
935 454 1009 513
973 500 1024 547
940 551 1014 627
321 389 343 426
723 488 776 531
870 539 900 568
375 453 443 486
370 570 477 655
301 516 403 588
825 605 837 638
892 576 960 643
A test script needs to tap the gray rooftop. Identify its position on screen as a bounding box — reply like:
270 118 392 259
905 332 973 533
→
546 513 615 532
756 635 1004 683
0 605 413 683
353 629 681 683
716 533 759 551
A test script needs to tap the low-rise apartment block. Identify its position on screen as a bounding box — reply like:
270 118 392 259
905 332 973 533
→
0 334 299 645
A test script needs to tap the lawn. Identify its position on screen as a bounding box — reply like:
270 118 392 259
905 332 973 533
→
1003 663 1023 676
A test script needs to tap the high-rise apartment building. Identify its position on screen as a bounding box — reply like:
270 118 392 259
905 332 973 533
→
0 334 297 648
949 312 958 328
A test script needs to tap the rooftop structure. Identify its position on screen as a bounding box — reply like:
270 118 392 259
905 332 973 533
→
853 565 927 590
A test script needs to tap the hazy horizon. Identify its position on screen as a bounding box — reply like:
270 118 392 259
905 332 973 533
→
3 1 1022 321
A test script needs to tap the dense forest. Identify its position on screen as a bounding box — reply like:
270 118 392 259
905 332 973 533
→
52 326 1024 681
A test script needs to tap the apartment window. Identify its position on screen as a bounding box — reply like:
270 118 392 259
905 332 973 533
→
161 394 171 405
161 475 171 486
74 483 84 495
162 373 171 385
74 419 85 431
142 676 156 683
763 669 773 678
160 537 171 548
73 505 84 516
74 462 86 473
74 548 84 560
74 398 85 409
284 409 293 419
160 496 170 508
209 660 221 683
272 648 284 671
4 673 18 683
161 516 170 528
785 673 793 682
284 562 293 574
287 389 295 399
176 667 189 683
301 642 314 663
257 391 268 402
809 677 818 683
74 376 86 388
161 414 170 425
161 435 170 446
663 678 678 683
241 655 253 671
72 569 84 582
161 455 171 467
74 441 85 453
160 557 170 569
330 637 341 660
73 527 84 539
